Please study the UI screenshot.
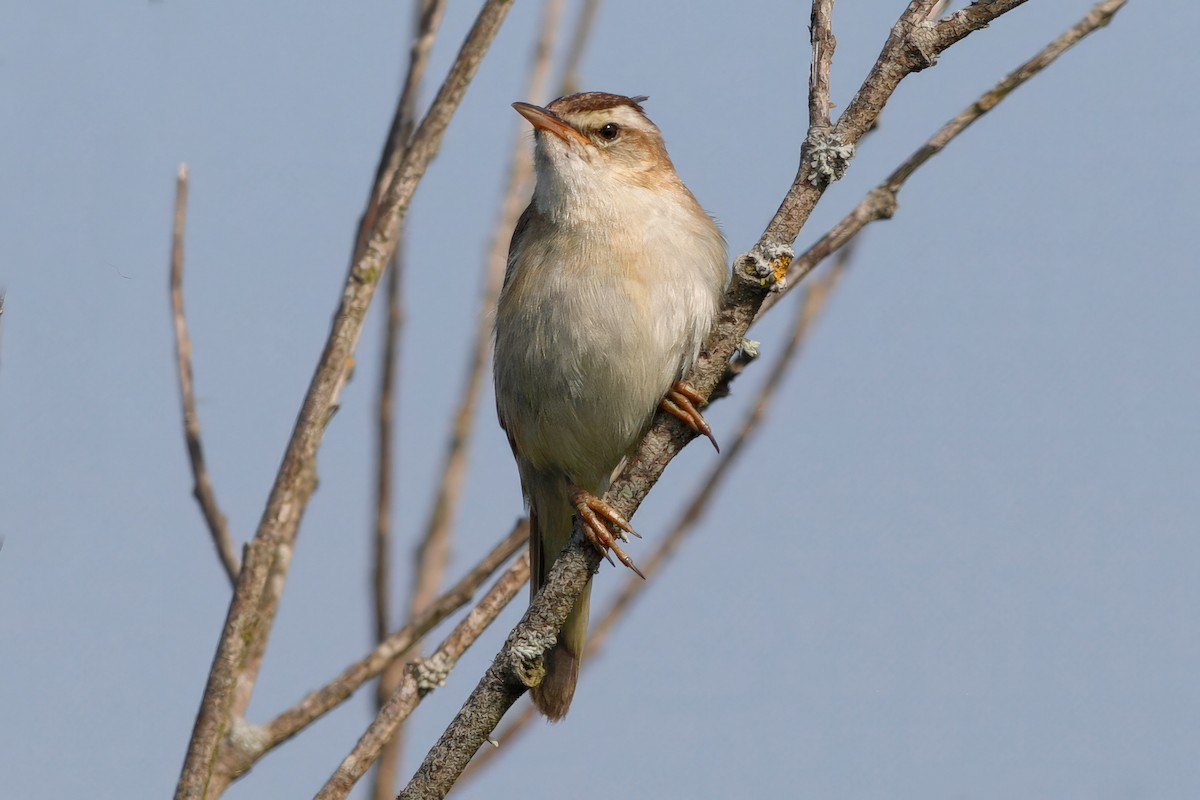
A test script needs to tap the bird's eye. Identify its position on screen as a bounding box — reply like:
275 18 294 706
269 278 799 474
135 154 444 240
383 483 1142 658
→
598 122 620 141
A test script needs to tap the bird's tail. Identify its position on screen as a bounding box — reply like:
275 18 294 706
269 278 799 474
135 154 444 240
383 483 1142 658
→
527 476 591 720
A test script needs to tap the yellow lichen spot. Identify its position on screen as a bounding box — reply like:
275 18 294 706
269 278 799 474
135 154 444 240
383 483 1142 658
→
771 253 792 284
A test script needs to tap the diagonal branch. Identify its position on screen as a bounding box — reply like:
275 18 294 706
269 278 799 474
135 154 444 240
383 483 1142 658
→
184 521 525 787
262 521 527 754
760 0 1128 318
173 3 515 798
395 2 1118 797
169 163 240 586
354 0 449 266
462 241 860 782
315 553 531 800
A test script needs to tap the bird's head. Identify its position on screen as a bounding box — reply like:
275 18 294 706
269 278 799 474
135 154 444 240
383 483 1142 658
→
514 92 684 216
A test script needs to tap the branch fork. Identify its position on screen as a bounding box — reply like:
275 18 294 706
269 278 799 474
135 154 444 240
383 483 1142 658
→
903 20 942 70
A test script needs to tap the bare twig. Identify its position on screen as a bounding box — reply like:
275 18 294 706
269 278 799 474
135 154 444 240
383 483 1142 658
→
370 251 404 798
808 1 836 131
262 521 527 753
174 3 515 797
370 4 447 797
373 257 401 642
354 0 448 265
315 553 531 800
396 4 1117 797
764 0 1025 249
190 521 526 785
169 163 240 586
761 0 1128 317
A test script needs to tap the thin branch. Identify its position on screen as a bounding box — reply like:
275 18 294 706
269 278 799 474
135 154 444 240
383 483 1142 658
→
370 3 446 797
396 3 1110 797
169 163 240 586
763 0 1023 249
808 0 836 131
370 251 404 798
354 0 449 265
173 3 515 797
373 257 401 642
261 521 526 753
761 0 1128 317
315 553 531 800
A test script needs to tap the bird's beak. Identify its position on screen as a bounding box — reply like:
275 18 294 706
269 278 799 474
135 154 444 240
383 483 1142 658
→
512 102 589 146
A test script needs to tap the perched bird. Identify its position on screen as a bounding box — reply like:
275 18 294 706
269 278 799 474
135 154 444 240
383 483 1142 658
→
494 92 728 719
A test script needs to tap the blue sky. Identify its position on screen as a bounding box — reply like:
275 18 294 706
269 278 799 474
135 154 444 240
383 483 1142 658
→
3 2 1197 798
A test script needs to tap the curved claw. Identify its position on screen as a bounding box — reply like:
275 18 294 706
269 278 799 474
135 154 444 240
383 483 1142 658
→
661 381 719 452
569 488 646 580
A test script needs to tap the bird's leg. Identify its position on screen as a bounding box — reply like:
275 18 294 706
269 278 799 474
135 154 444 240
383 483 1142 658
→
660 380 719 452
568 487 645 579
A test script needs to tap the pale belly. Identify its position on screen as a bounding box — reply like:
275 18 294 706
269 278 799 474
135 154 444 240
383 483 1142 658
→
495 266 714 488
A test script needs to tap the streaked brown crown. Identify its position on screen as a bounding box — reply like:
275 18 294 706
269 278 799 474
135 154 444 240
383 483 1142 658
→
546 92 648 117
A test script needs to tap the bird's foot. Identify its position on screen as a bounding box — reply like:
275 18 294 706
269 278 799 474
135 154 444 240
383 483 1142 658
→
660 380 719 452
568 488 645 579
